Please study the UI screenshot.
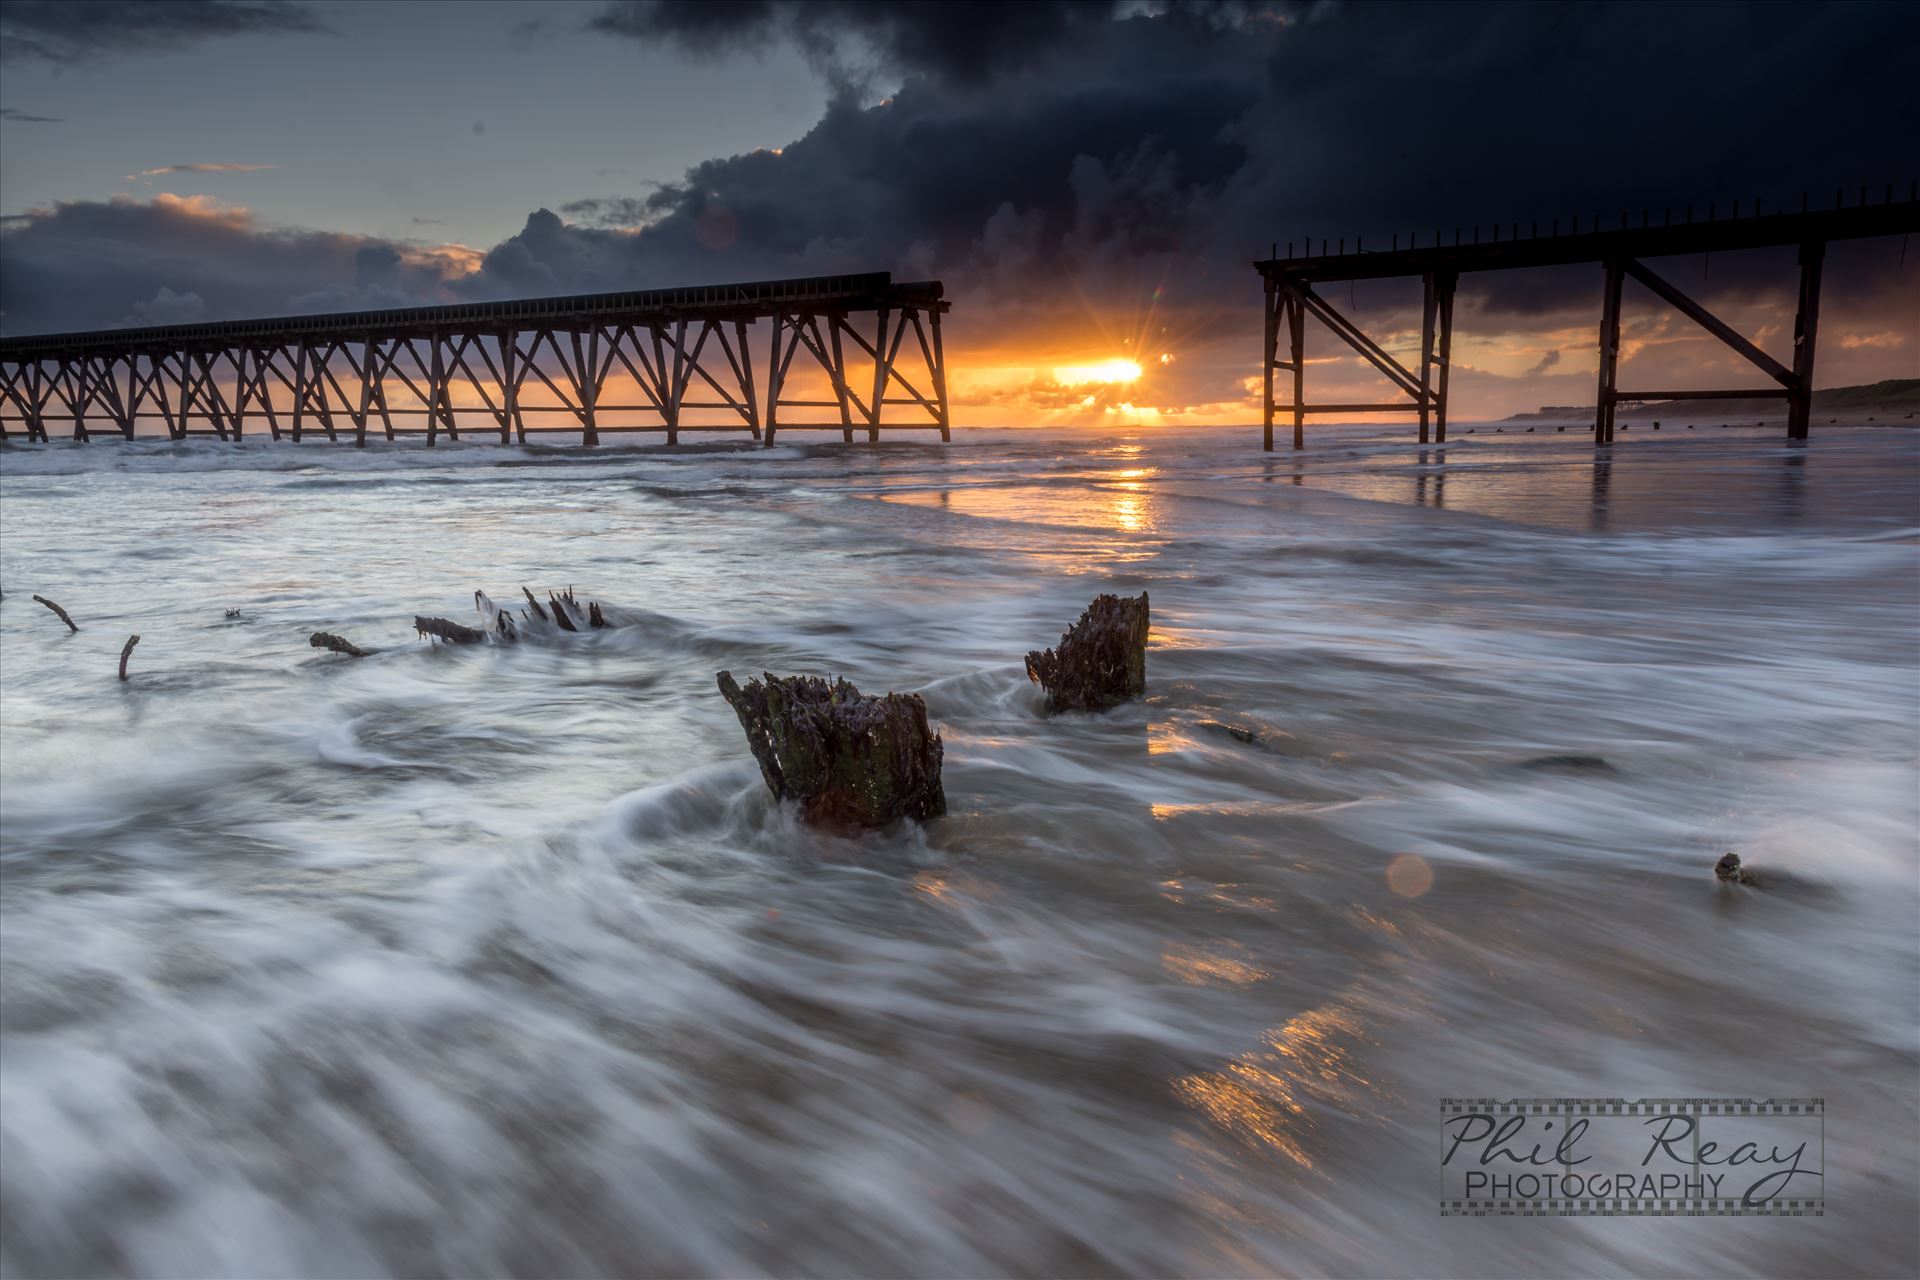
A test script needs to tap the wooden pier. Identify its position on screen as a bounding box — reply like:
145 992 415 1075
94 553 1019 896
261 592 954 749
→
1256 190 1919 449
0 273 950 446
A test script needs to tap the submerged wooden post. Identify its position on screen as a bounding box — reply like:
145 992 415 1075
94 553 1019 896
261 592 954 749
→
1788 240 1825 440
32 594 78 632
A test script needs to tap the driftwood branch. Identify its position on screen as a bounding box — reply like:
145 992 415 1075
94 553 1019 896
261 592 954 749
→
310 631 371 658
521 587 549 622
118 634 140 679
414 615 488 645
32 595 78 633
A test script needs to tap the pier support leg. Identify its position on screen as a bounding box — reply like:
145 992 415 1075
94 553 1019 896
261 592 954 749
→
1289 291 1306 451
928 308 951 443
1595 261 1623 445
1418 272 1436 445
1262 277 1278 452
736 319 761 441
764 315 784 448
868 308 889 443
1788 240 1825 440
1433 273 1456 444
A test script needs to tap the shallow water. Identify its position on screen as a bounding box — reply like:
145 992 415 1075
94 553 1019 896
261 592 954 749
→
2 424 1917 1278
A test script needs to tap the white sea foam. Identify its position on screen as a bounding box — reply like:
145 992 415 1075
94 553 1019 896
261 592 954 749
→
1 424 1916 1277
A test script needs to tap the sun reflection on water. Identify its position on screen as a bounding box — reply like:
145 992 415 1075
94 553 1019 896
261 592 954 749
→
1172 1003 1375 1171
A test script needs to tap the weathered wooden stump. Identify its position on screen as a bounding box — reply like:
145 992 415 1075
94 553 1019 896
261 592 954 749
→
1025 591 1149 713
717 671 946 830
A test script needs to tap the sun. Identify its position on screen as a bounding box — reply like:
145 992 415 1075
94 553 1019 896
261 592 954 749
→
1053 357 1143 386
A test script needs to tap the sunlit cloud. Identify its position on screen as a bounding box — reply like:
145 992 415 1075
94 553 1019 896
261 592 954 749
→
1841 330 1905 349
145 192 255 228
126 162 277 184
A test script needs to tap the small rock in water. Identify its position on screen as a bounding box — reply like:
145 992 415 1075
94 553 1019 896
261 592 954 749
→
1025 592 1149 713
1197 720 1261 745
716 671 946 830
1714 852 1759 886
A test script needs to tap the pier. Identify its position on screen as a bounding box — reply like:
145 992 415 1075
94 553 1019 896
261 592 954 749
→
0 273 950 446
1256 190 1920 449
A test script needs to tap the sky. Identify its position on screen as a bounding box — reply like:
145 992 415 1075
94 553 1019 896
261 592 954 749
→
1 0 1916 426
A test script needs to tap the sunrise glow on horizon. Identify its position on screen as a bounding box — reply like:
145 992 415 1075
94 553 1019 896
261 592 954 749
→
1052 357 1145 387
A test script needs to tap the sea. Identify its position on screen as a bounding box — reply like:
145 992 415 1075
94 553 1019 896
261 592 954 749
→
2 422 1916 1278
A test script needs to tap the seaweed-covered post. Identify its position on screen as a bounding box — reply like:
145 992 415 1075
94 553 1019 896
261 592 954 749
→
1025 592 1150 713
716 671 945 830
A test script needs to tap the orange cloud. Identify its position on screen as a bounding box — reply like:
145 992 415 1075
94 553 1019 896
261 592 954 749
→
144 192 254 228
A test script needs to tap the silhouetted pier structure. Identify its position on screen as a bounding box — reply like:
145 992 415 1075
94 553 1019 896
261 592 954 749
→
1256 189 1919 449
0 273 950 446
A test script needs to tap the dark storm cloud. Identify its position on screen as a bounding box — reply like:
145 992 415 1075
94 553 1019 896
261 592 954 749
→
0 197 464 334
0 106 61 123
0 0 326 64
558 196 663 228
497 1 1919 328
3 1 1916 345
478 7 1268 313
589 0 1132 89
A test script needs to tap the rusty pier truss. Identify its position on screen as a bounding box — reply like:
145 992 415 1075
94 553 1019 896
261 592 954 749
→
1256 191 1919 449
0 272 950 446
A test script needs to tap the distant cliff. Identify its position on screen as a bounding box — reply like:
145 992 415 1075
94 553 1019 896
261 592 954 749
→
1506 379 1920 422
